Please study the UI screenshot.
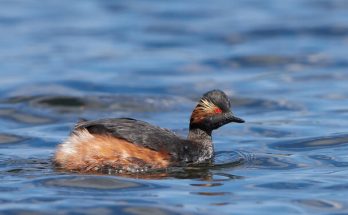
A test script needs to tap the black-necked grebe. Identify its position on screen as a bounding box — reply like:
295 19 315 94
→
54 90 244 172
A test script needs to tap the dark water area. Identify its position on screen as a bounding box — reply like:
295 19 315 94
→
1 0 348 214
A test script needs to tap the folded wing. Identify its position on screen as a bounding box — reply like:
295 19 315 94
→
74 118 185 159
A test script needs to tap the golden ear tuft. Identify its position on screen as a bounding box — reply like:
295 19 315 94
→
190 99 219 124
199 99 217 112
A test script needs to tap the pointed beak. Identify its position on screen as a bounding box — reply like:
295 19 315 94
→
207 111 245 130
225 112 245 123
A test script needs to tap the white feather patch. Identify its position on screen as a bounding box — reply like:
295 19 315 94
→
59 129 94 155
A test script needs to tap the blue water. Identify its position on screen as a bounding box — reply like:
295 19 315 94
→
1 0 348 214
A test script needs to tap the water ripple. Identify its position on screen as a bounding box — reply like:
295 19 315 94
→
247 154 299 170
256 181 313 190
0 134 26 144
213 150 250 168
309 155 348 167
294 199 343 210
270 134 348 151
248 26 348 38
3 94 191 113
38 176 147 191
0 108 54 124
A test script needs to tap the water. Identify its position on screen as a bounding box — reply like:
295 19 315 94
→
1 0 348 214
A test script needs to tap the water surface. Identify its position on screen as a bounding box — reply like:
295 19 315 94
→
1 0 348 214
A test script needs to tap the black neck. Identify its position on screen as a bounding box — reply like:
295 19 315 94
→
188 127 211 142
187 127 214 163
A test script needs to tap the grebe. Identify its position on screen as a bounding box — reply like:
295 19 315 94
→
54 90 244 173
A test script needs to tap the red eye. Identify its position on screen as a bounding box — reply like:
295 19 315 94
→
214 108 222 114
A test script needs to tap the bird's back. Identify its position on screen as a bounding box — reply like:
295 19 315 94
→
75 118 186 157
54 118 190 172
